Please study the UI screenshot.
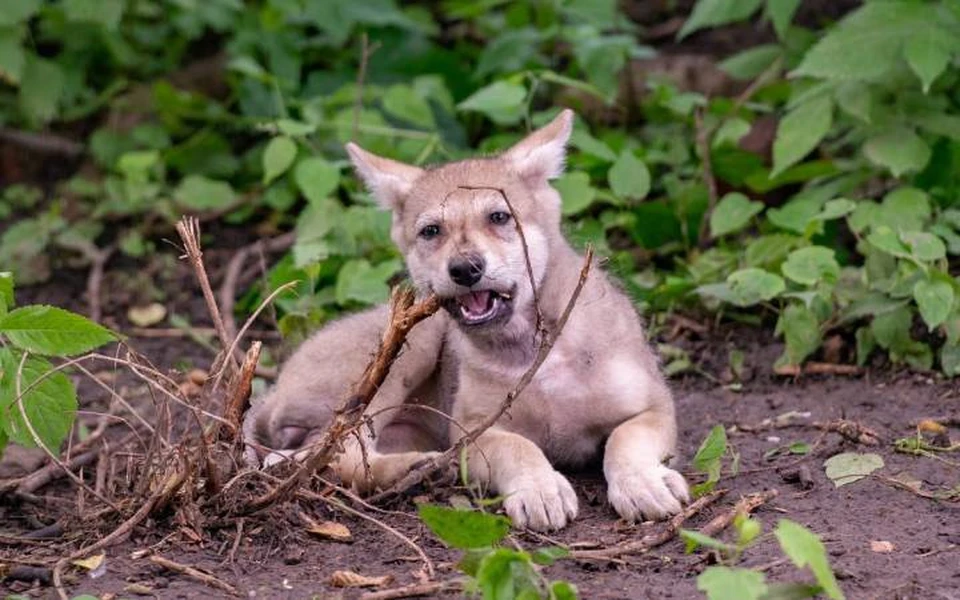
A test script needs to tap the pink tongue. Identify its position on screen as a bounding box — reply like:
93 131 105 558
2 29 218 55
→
461 291 491 315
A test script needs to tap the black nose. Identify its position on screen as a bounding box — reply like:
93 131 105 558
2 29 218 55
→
448 255 485 287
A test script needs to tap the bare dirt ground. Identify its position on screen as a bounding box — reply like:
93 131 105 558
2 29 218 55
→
2 249 958 600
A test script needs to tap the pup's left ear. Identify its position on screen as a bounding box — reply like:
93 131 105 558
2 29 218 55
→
346 142 424 209
502 109 574 181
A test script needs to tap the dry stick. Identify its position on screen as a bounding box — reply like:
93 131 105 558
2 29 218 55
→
699 489 779 537
694 105 718 248
570 489 727 561
241 289 441 514
370 247 595 503
814 419 881 445
352 33 381 142
0 127 85 156
175 216 237 377
774 362 864 377
360 579 464 600
221 340 261 440
218 232 295 343
149 555 240 596
85 245 115 323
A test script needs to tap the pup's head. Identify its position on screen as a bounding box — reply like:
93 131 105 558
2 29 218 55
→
346 109 574 334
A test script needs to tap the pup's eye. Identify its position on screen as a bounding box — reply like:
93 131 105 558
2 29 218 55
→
419 224 441 239
489 211 511 225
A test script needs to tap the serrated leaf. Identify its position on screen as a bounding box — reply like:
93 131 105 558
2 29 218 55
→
0 306 115 356
772 96 833 178
781 246 840 286
824 452 883 487
779 303 821 366
262 136 297 185
679 0 764 39
775 519 845 599
294 157 340 207
174 175 235 211
913 278 954 329
0 352 77 452
727 268 786 306
697 566 768 600
418 504 511 549
904 36 950 93
710 192 763 238
554 172 596 216
863 128 931 177
457 81 527 125
608 151 650 200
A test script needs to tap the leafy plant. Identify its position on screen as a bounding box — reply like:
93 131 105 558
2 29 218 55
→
418 502 577 599
0 272 116 456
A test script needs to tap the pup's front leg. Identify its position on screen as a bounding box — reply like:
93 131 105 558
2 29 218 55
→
604 410 690 521
465 428 578 531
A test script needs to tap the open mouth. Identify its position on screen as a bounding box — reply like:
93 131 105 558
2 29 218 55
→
445 289 513 326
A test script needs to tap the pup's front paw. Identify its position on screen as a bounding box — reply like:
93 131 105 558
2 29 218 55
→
347 450 443 494
503 470 579 531
607 464 689 522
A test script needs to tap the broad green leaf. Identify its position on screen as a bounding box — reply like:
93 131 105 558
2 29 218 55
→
679 0 764 39
531 546 569 566
880 188 930 233
0 0 41 26
745 234 803 269
569 129 616 162
0 306 115 356
778 303 820 366
294 157 340 207
382 84 435 129
902 231 946 262
63 0 125 29
682 530 735 554
904 36 950 93
457 81 527 125
0 352 77 453
856 326 875 366
710 192 763 238
726 268 786 306
866 226 911 259
0 272 13 317
815 199 856 221
0 27 25 84
863 128 931 177
476 548 537 599
19 55 63 124
775 520 845 600
719 45 781 80
550 581 579 600
334 259 399 306
697 566 768 600
781 246 840 286
554 172 596 216
871 306 913 352
475 28 542 78
824 452 883 488
766 0 801 39
174 175 235 211
608 151 651 200
693 425 727 476
913 278 954 329
275 119 317 137
772 96 833 178
418 504 510 549
834 82 872 123
941 343 960 377
262 136 298 185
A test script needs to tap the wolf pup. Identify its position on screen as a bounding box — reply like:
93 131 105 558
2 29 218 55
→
246 109 689 531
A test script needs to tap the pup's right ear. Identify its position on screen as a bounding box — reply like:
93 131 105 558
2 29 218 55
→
346 143 424 209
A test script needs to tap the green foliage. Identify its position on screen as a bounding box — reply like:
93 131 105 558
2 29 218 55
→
0 274 116 455
691 424 728 495
418 502 577 599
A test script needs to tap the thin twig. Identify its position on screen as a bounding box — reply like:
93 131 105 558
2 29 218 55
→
360 580 463 600
149 555 239 596
352 33 381 142
699 489 779 537
85 245 116 323
370 247 594 502
695 106 718 248
0 127 85 156
221 341 261 441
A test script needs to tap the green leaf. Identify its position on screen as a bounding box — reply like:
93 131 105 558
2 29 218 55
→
719 45 781 80
174 175 236 211
692 424 727 479
913 278 954 329
0 306 115 356
457 81 527 125
771 96 833 178
554 172 596 216
941 343 960 377
476 548 536 599
63 0 125 29
550 581 579 600
418 504 511 549
871 306 913 353
262 136 298 185
275 119 317 137
0 27 25 84
19 55 63 124
0 272 13 317
608 151 650 200
834 82 873 123
294 157 341 207
569 129 616 162
475 28 542 78
334 259 399 306
679 0 764 39
778 303 821 366
815 198 856 221
765 0 800 39
902 231 946 262
0 352 77 453
824 452 883 488
682 530 735 554
880 188 930 233
781 246 840 286
531 546 569 566
867 226 911 259
726 268 786 306
697 566 768 600
710 192 763 238
0 0 41 25
382 84 435 129
774 519 845 600
904 36 950 93
863 128 931 177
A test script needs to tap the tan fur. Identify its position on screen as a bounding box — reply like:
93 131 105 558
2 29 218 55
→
244 110 689 530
